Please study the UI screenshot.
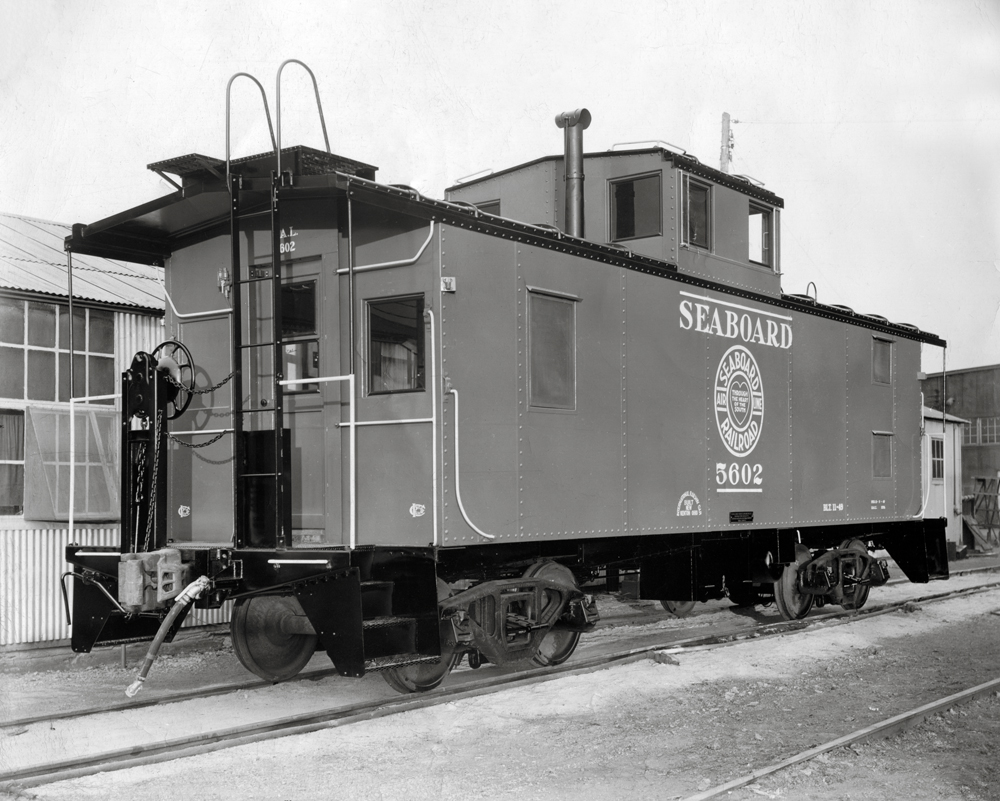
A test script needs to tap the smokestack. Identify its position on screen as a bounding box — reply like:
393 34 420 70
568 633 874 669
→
555 108 591 238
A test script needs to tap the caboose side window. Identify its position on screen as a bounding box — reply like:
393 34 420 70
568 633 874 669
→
610 173 661 241
368 296 425 395
681 175 711 250
748 203 771 266
475 200 501 216
872 337 892 385
527 289 577 410
872 432 893 478
280 280 319 393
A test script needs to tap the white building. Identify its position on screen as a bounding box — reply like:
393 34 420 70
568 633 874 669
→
922 405 967 555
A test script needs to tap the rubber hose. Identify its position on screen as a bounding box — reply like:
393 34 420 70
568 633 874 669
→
125 575 211 697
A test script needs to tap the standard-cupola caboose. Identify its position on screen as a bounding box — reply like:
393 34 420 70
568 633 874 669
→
63 65 947 695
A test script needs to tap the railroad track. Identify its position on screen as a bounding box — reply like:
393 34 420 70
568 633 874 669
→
3 577 999 791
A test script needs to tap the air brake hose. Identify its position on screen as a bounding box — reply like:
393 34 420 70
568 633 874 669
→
125 575 212 698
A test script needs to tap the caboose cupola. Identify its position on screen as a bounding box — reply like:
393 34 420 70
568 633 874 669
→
446 115 785 297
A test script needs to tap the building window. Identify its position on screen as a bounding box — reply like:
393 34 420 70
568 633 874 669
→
983 417 1000 445
528 289 577 410
610 173 661 241
475 200 501 216
930 436 944 480
963 422 975 446
681 175 711 250
368 296 425 394
748 204 772 266
0 409 24 515
280 280 319 393
23 406 119 521
0 298 114 404
872 432 893 478
872 338 892 385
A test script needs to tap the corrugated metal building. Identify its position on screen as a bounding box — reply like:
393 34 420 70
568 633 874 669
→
922 364 999 497
0 212 228 647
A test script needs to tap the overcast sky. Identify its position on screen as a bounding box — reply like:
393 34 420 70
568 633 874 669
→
1 0 997 372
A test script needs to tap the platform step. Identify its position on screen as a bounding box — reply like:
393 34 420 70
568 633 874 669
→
364 654 441 673
360 580 394 618
363 615 417 630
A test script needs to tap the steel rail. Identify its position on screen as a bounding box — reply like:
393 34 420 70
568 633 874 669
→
4 580 999 789
683 676 1000 801
8 566 998 735
5 572 998 734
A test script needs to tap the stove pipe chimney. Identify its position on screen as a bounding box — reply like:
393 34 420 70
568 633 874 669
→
555 108 591 238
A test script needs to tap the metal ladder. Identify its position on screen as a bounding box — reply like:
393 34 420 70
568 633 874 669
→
225 61 331 549
229 172 288 548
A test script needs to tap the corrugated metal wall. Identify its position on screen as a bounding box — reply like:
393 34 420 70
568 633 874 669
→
0 525 232 647
116 311 164 390
0 524 233 646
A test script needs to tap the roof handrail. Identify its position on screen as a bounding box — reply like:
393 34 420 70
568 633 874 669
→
225 73 276 181
276 60 331 180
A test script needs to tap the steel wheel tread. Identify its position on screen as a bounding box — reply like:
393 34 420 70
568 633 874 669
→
230 595 317 682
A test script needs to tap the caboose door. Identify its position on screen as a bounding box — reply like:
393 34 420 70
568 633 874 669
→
340 215 437 548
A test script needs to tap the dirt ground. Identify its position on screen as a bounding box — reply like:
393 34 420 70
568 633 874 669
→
3 587 999 801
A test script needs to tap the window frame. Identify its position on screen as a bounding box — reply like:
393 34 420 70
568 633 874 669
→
475 200 501 216
872 431 893 479
748 202 773 267
366 294 426 396
930 435 944 482
681 174 712 251
609 171 662 243
280 278 320 394
872 337 893 386
0 408 25 516
0 297 115 404
526 287 579 412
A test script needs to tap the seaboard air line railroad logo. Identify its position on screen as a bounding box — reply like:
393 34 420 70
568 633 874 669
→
714 345 764 457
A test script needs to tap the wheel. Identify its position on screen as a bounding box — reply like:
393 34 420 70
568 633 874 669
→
230 595 317 682
523 561 581 667
151 339 195 419
382 650 461 694
839 538 871 611
774 545 815 620
660 599 696 617
383 579 460 693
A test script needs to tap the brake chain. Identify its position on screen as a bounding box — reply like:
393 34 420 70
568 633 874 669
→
167 431 227 449
141 409 163 554
163 369 235 396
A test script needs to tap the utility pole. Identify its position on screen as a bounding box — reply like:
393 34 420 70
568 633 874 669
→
720 112 733 174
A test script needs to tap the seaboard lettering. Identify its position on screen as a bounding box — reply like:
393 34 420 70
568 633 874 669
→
679 293 792 350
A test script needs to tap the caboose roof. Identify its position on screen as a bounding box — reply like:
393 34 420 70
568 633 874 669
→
63 159 944 348
446 146 785 209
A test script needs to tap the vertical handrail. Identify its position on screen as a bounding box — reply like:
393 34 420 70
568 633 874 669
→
229 173 246 546
225 72 276 180
67 251 75 543
447 389 496 540
275 59 331 178
270 172 288 547
427 309 439 546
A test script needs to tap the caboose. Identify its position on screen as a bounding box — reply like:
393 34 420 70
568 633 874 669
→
64 66 947 693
